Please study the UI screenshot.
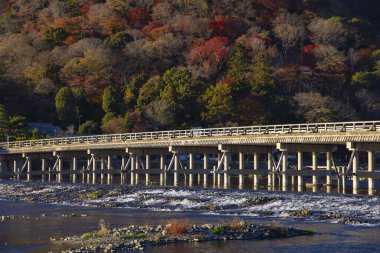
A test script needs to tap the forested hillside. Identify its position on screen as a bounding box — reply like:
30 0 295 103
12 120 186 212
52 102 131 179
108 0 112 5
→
0 0 380 140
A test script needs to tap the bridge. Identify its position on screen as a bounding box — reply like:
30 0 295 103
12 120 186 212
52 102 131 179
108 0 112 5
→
0 121 379 195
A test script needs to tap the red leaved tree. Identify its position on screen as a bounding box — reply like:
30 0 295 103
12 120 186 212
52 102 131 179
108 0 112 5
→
187 36 230 77
128 7 148 27
208 16 248 39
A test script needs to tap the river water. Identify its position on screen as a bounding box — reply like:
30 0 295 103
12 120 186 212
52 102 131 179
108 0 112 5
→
0 179 380 253
0 200 380 253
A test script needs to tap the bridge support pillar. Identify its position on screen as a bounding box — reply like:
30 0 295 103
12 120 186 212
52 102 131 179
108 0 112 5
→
267 153 273 188
13 160 18 180
26 157 32 181
239 152 244 189
297 151 303 191
282 152 288 191
189 153 194 186
326 152 331 186
174 153 179 186
41 159 46 182
107 156 112 184
224 153 230 189
130 155 135 185
160 154 166 186
217 153 221 187
86 157 91 183
368 151 375 195
145 154 150 186
57 156 62 183
100 157 105 183
120 156 125 184
92 155 97 184
253 152 258 189
72 157 77 183
203 154 208 187
135 155 140 184
312 152 318 186
352 151 359 194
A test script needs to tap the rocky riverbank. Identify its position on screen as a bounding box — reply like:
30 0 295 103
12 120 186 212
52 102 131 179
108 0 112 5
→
53 219 314 252
0 180 379 226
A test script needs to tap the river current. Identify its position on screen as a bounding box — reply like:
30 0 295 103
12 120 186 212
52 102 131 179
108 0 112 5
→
0 180 379 252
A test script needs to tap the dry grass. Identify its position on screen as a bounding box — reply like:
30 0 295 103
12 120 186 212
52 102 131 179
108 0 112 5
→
97 219 110 237
165 219 191 235
227 217 246 231
81 219 110 239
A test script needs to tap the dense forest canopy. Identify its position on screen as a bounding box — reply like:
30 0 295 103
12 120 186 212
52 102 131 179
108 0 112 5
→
0 0 380 140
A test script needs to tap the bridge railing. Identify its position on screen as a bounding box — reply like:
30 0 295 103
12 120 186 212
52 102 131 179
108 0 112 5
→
1 121 379 149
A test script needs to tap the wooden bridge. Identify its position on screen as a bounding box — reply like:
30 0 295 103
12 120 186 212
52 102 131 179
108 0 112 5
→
0 121 379 195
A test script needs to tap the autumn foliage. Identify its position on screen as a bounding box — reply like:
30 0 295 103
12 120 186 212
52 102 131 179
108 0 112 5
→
0 0 378 136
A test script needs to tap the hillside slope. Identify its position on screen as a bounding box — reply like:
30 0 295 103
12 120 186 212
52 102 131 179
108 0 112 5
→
0 0 379 139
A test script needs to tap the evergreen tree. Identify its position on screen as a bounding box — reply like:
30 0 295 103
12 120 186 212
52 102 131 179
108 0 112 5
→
8 116 28 141
161 68 206 126
250 52 275 96
102 86 119 114
201 81 233 125
55 87 78 126
0 105 9 141
227 44 249 89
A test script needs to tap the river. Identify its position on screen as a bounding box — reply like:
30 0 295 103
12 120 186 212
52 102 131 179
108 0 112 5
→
0 179 379 252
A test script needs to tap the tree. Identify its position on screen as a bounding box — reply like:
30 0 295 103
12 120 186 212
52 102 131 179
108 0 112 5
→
136 75 164 110
122 111 148 132
201 81 233 124
145 99 175 129
208 16 248 39
351 49 380 88
308 17 347 48
227 44 250 88
78 120 100 135
186 36 230 77
66 0 80 16
293 92 357 122
152 2 173 23
273 12 305 54
105 31 133 49
0 34 36 80
55 87 78 126
123 73 147 110
61 48 115 96
43 27 68 47
314 45 347 73
250 51 275 96
0 105 9 141
8 115 29 140
102 86 119 114
127 7 148 26
24 61 60 94
101 115 124 134
161 68 206 125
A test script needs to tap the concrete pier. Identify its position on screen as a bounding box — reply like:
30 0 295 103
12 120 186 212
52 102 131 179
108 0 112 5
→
145 154 150 185
312 152 318 186
297 151 303 190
